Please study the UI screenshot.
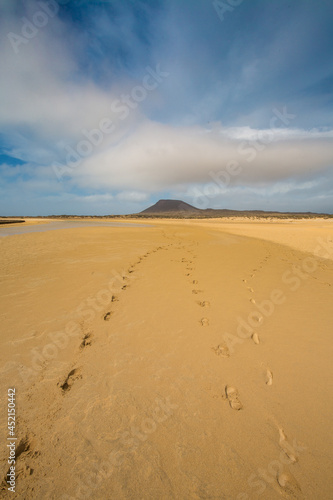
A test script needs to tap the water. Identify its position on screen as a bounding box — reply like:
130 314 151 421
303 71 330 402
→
0 220 150 237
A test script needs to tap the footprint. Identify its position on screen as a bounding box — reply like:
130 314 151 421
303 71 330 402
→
248 287 254 293
212 343 230 357
104 312 111 321
200 318 209 327
252 333 260 345
122 285 128 290
0 434 37 486
198 301 210 307
277 470 301 496
250 298 256 304
14 435 33 461
192 279 198 284
242 279 247 283
278 429 298 463
111 295 118 302
59 368 82 393
229 400 243 411
251 315 263 325
266 369 273 386
225 385 243 411
80 332 92 349
192 290 203 294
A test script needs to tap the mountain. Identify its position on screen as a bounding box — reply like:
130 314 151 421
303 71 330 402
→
140 199 200 214
136 199 332 219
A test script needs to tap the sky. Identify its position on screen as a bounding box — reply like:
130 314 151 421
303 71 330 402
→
0 0 332 215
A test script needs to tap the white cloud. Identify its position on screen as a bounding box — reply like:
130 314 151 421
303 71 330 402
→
0 1 145 165
70 120 333 192
76 194 114 203
116 191 149 202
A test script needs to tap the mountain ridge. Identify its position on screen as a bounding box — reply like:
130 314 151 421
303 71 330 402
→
135 199 332 219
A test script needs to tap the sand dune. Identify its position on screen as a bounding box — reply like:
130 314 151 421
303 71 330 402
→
0 220 332 499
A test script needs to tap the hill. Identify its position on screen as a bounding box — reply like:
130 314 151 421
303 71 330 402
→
135 199 332 219
140 199 200 214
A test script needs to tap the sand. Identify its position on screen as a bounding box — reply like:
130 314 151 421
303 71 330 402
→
0 219 332 499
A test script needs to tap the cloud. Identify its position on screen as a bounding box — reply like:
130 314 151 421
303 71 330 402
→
0 0 332 215
116 191 149 202
0 0 149 166
71 120 333 192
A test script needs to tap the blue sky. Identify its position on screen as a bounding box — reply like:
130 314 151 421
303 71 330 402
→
0 0 332 215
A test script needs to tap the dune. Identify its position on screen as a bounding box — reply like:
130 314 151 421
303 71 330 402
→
0 219 332 499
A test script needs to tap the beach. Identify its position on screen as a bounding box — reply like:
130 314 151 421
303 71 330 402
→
0 218 332 499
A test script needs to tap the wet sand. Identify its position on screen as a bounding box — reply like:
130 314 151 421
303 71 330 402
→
0 219 150 237
0 219 332 499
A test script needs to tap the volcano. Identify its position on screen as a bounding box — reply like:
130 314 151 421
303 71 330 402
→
140 199 200 214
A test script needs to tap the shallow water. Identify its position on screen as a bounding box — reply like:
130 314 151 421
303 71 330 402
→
0 220 150 237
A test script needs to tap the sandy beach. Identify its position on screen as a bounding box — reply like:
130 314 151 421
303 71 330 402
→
1 219 333 499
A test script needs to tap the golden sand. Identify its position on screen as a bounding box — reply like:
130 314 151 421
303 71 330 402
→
0 219 332 498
